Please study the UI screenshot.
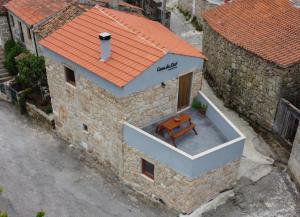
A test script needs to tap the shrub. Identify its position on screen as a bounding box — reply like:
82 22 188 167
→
4 42 25 76
16 54 46 88
4 39 16 56
36 210 45 217
0 211 8 217
0 186 3 194
192 97 208 112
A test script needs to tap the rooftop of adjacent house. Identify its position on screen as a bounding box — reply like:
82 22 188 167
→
202 0 300 67
0 0 9 15
34 3 91 38
39 5 205 87
4 0 68 26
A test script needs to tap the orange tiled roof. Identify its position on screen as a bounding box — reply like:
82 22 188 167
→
5 0 68 26
203 0 300 67
39 6 205 87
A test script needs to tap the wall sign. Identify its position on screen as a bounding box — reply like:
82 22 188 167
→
157 62 178 72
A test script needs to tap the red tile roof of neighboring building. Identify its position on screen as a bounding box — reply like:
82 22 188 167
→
0 0 9 14
5 0 68 26
39 6 205 87
203 0 300 67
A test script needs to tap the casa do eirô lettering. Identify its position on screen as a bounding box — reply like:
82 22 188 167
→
157 62 178 72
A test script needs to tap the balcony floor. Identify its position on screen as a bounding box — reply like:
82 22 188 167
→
143 108 228 156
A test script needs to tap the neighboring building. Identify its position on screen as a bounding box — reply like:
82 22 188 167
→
202 0 300 138
288 105 300 188
39 5 245 213
178 0 226 23
4 0 68 55
0 0 11 48
123 0 171 27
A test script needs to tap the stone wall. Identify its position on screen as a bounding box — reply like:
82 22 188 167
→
122 145 239 213
25 102 55 129
178 0 220 23
202 22 299 130
46 57 125 172
46 56 202 174
120 71 202 127
9 12 36 54
288 126 300 188
0 16 11 48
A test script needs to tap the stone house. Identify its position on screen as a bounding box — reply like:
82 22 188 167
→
39 5 245 213
4 0 68 55
202 0 300 140
0 0 11 48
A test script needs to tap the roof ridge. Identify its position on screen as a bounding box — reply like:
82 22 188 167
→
95 5 168 55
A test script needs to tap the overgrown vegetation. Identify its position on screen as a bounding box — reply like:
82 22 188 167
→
177 6 203 31
4 40 26 76
191 16 202 31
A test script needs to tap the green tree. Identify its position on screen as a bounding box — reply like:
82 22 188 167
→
16 54 46 88
4 41 25 76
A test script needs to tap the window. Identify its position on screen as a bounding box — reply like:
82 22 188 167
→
27 26 31 40
10 14 14 27
65 66 76 86
83 124 88 132
141 159 154 179
18 21 24 42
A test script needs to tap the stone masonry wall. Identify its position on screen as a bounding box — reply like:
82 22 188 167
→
46 56 202 174
122 146 239 213
0 16 11 48
9 13 36 54
46 57 125 172
120 71 202 127
289 126 300 187
202 22 291 130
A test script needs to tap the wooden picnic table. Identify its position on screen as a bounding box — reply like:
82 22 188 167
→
156 113 198 147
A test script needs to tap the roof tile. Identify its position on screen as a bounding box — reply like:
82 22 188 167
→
203 0 300 67
5 0 67 25
40 6 204 87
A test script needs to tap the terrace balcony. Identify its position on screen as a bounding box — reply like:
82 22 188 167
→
123 91 245 179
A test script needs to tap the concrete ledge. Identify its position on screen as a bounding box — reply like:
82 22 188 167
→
25 102 54 129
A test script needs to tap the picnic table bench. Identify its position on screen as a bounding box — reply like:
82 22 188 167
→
156 113 198 147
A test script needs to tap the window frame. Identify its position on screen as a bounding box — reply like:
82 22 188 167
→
141 159 154 180
64 66 76 86
10 14 14 27
27 26 32 40
18 21 24 43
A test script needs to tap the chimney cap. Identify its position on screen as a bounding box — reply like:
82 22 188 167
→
99 32 111 41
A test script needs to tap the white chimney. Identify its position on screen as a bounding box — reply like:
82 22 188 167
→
99 32 111 62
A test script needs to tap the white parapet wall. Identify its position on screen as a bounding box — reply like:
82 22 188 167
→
123 91 245 179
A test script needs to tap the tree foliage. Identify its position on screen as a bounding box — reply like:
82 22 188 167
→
16 54 46 88
4 40 25 76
